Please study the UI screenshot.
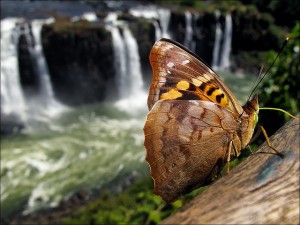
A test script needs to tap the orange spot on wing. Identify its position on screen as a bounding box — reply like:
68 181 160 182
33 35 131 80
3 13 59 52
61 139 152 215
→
160 89 183 100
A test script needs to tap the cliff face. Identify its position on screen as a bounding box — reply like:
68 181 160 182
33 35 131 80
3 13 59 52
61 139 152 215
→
41 20 114 105
18 32 40 98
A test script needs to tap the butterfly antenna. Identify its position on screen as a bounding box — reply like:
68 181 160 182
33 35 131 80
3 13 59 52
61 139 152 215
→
248 65 264 96
246 36 290 102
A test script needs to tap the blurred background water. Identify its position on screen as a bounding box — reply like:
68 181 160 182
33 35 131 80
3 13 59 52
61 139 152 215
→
1 0 295 220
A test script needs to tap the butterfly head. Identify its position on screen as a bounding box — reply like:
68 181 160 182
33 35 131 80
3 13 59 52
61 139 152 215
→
244 94 258 110
243 94 259 125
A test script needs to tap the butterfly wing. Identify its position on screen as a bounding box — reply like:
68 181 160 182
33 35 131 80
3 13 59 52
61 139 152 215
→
144 100 239 203
148 38 243 114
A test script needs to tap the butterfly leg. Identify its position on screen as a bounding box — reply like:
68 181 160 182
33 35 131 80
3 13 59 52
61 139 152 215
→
226 141 233 174
259 126 284 158
226 141 239 174
247 145 253 153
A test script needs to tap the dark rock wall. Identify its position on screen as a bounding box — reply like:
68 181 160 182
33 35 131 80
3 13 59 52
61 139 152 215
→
18 29 40 98
41 20 114 106
193 12 216 65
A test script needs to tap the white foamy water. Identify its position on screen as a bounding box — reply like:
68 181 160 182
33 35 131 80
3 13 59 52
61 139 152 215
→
29 18 67 119
81 12 98 22
219 14 232 69
212 11 233 70
1 18 27 120
212 10 222 70
158 8 171 39
1 17 67 130
1 104 147 216
129 6 171 39
105 12 147 115
183 11 195 51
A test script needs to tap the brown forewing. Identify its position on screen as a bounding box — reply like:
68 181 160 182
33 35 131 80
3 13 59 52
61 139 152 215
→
148 39 243 114
144 100 239 203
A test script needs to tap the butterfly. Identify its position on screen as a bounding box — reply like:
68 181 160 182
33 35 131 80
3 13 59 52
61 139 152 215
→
143 38 259 203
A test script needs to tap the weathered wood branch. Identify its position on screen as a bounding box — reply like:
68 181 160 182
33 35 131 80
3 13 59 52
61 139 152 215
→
161 118 300 225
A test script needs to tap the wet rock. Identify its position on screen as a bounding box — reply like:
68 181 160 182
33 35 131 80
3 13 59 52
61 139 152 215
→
1 112 25 136
41 19 115 106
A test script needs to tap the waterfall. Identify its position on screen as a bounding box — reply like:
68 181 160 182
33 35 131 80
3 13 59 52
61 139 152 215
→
157 8 171 39
105 13 147 114
183 11 195 51
25 19 66 119
219 14 232 69
152 20 162 40
129 6 171 39
110 27 127 97
212 11 232 70
105 12 127 98
1 18 27 120
122 26 144 97
30 19 55 103
0 17 66 128
81 12 98 22
212 10 222 70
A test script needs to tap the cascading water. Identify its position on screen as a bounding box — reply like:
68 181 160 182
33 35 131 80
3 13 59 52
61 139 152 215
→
129 6 171 39
29 18 66 118
183 11 195 51
15 19 67 127
1 17 66 133
153 20 162 40
31 19 55 102
81 12 98 22
212 11 233 70
105 12 147 115
212 10 222 70
1 18 27 121
122 26 144 97
157 8 171 39
219 14 232 69
107 17 127 97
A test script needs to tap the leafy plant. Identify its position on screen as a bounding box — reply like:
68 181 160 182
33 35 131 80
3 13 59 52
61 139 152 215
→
257 23 300 135
62 178 206 225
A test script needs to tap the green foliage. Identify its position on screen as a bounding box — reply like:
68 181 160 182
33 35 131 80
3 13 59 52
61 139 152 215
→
257 23 300 135
240 0 300 27
49 17 109 35
62 178 206 225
